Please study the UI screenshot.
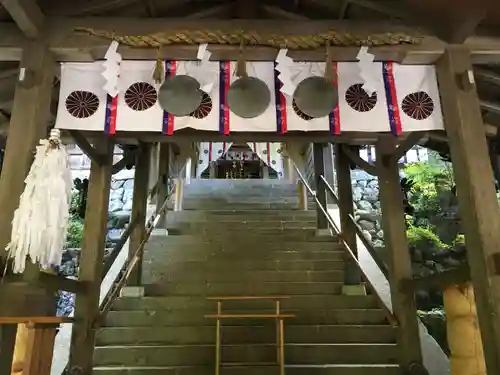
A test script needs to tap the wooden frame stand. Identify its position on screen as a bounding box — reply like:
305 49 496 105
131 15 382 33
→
205 296 295 375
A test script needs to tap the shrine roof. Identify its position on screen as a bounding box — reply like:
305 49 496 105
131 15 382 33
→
0 0 498 144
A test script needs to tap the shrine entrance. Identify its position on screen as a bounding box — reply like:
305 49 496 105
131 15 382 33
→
198 142 283 179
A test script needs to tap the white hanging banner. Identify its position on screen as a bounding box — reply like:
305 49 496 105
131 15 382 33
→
390 63 444 132
116 61 163 132
248 142 284 179
337 62 390 133
55 61 445 134
55 62 108 132
197 142 232 177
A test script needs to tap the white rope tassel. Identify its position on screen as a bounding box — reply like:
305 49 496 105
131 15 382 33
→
6 129 72 273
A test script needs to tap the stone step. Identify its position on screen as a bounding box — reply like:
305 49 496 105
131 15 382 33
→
141 281 346 296
93 365 401 375
145 232 337 243
96 325 397 346
93 343 398 366
112 295 380 311
145 236 339 249
143 260 346 274
144 249 344 263
104 309 388 327
182 202 302 210
168 210 316 219
166 221 317 231
143 270 345 283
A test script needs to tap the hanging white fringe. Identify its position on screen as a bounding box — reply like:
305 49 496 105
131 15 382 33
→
6 129 72 273
102 40 122 97
356 46 379 96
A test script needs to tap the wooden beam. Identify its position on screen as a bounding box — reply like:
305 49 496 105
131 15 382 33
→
111 150 135 174
341 144 378 176
0 42 53 259
68 130 105 165
0 18 498 63
42 0 142 16
436 44 500 375
68 139 113 374
334 144 361 285
261 5 310 20
445 8 487 44
400 264 471 293
127 142 151 285
0 0 45 38
393 131 426 161
475 68 500 86
313 143 328 229
186 3 234 19
156 143 170 229
376 136 423 370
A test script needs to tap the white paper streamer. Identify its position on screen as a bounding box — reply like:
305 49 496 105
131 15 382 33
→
356 46 379 96
102 41 122 97
275 49 295 97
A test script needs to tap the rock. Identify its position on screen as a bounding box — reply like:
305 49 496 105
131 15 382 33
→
362 187 379 202
376 230 384 239
358 219 375 231
373 239 384 248
110 179 124 190
107 229 124 243
367 179 379 188
110 210 132 222
356 200 373 211
114 169 135 181
108 200 124 212
123 200 133 211
352 187 363 202
109 187 124 201
361 230 372 242
356 210 380 222
123 179 134 192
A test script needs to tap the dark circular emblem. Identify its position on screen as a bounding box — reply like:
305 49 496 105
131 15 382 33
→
401 91 434 120
125 82 157 111
345 84 377 112
65 91 99 118
189 92 213 119
292 99 313 121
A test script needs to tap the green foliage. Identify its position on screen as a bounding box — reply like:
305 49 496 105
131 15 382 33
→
407 223 448 252
66 191 84 248
403 151 460 249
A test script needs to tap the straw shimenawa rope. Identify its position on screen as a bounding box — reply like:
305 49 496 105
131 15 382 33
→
74 27 423 49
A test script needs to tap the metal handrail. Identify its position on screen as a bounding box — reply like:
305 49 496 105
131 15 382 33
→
98 182 175 321
293 164 397 326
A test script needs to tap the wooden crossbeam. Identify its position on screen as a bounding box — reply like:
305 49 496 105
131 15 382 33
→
0 0 45 38
68 130 106 165
341 144 378 176
0 18 498 63
392 131 426 161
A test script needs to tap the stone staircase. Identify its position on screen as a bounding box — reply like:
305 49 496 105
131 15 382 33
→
93 179 400 375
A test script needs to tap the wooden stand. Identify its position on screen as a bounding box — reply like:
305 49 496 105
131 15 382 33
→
205 296 295 375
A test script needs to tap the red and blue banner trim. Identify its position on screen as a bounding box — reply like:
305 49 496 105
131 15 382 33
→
328 62 341 135
219 61 230 135
273 62 288 135
162 60 176 135
104 94 118 135
382 62 403 136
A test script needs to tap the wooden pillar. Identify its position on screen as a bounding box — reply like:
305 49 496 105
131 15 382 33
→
376 137 423 370
68 139 113 374
334 144 361 287
22 324 58 375
436 45 500 375
148 143 159 204
0 42 54 374
128 143 151 286
313 143 328 229
156 143 170 229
